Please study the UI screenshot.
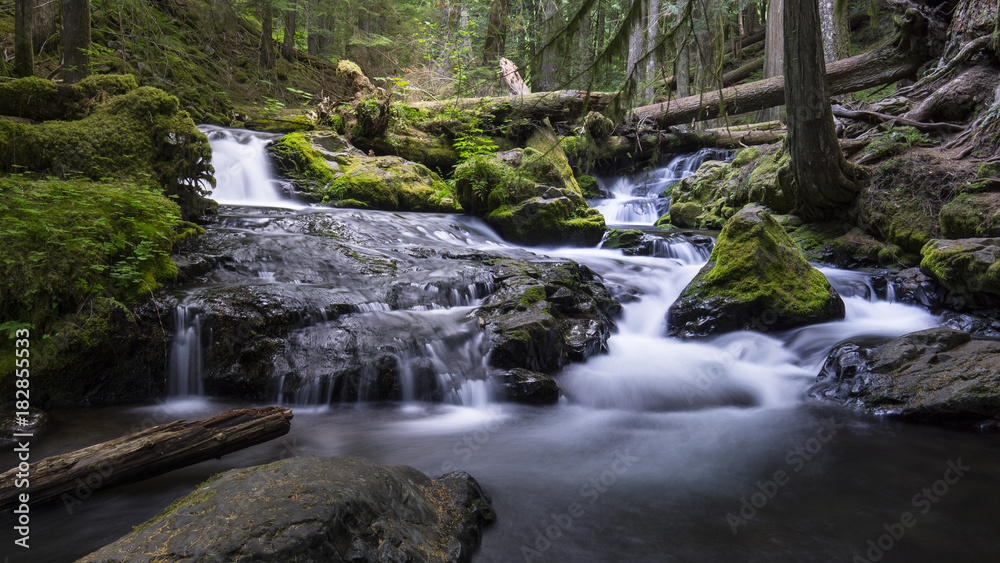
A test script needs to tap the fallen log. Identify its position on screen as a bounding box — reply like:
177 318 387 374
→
631 42 924 127
832 105 964 132
0 406 293 509
598 121 785 162
632 12 928 127
406 90 615 124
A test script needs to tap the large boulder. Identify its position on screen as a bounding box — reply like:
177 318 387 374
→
79 456 495 563
811 328 1000 427
667 205 845 338
267 132 459 212
477 260 621 373
453 120 606 247
921 237 1000 297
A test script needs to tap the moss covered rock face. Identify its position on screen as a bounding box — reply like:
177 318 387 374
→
79 456 495 563
668 205 845 338
267 132 458 212
921 238 1000 296
452 122 606 247
939 192 1000 238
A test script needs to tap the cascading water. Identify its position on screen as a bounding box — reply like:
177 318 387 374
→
25 132 999 563
167 305 204 397
592 147 733 225
197 125 295 208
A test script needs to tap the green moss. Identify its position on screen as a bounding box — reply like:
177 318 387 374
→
131 483 221 536
603 228 644 249
940 193 1000 238
519 286 547 307
524 122 581 193
576 174 601 199
978 161 1000 179
730 147 760 167
326 172 399 210
700 206 837 317
669 202 705 228
267 132 335 189
921 238 1000 296
454 155 519 215
0 86 213 219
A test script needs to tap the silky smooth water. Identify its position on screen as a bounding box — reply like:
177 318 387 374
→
5 131 998 562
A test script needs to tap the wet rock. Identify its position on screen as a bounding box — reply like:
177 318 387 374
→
888 267 946 309
478 260 620 373
811 327 1000 426
494 368 560 404
79 456 495 563
0 407 47 450
942 311 1000 339
668 205 844 338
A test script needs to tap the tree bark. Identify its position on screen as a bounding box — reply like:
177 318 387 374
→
0 407 293 509
784 0 857 220
483 0 511 64
32 0 59 53
761 0 783 121
282 0 297 62
260 1 275 69
818 0 850 63
630 38 925 126
60 0 91 83
600 121 786 161
14 0 33 77
536 0 559 91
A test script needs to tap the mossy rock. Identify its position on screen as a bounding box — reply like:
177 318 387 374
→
743 147 795 213
0 74 139 121
267 132 458 212
940 192 1000 239
921 238 1000 296
576 174 602 199
602 228 645 249
525 119 581 194
487 200 606 247
0 85 214 220
667 205 845 338
669 202 705 228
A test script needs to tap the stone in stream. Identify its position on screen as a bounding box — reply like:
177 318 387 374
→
667 205 845 338
493 368 561 404
477 259 622 374
811 327 1000 428
78 456 495 563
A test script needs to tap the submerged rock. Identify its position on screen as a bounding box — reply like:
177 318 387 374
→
79 456 495 563
811 328 1000 427
667 205 845 338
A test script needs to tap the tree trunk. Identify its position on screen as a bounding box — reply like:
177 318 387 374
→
645 0 660 100
32 0 58 54
818 0 850 63
537 0 559 91
761 0 783 121
60 0 90 83
630 38 925 126
676 33 691 97
0 407 293 510
600 121 786 161
14 0 33 77
500 57 530 96
282 0 296 61
626 0 649 98
483 0 511 64
784 0 856 220
260 1 275 69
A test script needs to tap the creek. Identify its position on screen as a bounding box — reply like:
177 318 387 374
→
3 129 999 562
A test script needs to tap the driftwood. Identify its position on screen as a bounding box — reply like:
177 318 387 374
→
0 406 293 509
407 90 615 123
499 57 530 96
630 38 925 127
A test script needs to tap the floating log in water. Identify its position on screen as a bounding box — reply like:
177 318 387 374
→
0 406 293 509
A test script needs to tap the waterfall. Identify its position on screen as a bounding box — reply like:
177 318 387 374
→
198 125 297 207
592 147 733 225
167 306 203 397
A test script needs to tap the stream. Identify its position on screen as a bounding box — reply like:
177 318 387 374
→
3 129 999 562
